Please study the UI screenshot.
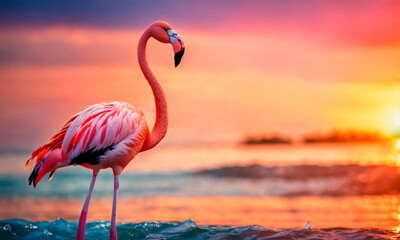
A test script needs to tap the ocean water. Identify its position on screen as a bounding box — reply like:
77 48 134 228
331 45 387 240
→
0 218 398 240
0 142 399 239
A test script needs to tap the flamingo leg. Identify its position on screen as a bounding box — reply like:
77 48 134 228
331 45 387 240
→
76 173 97 240
110 174 120 240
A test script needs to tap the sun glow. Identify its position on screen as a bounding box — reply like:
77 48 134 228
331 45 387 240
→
384 109 400 137
396 139 400 168
394 113 400 130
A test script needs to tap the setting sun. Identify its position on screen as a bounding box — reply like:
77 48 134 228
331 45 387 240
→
386 110 400 136
394 112 400 129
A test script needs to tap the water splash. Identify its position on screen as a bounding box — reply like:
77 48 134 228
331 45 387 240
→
0 218 397 240
306 221 312 230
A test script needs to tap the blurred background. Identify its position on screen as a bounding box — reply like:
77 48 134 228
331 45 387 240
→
0 0 399 230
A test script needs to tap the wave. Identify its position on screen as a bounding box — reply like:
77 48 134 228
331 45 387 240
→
2 164 400 198
0 218 396 240
194 164 397 180
195 164 400 196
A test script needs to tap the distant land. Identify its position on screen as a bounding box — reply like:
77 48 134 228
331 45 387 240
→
242 130 392 145
242 135 292 145
302 130 391 143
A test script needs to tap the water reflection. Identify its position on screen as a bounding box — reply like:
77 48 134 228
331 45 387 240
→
2 196 400 229
393 139 400 234
2 141 400 230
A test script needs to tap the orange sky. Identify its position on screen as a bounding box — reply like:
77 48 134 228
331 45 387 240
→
0 1 399 150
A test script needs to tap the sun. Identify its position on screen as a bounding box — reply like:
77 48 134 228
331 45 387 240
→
385 110 400 137
395 113 400 128
393 112 400 135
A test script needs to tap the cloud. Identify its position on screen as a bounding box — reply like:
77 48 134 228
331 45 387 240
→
0 28 140 67
1 0 399 47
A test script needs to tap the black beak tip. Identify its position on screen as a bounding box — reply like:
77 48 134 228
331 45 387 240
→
174 48 185 67
28 179 36 188
28 162 41 188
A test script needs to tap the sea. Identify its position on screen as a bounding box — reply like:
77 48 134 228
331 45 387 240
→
1 141 400 239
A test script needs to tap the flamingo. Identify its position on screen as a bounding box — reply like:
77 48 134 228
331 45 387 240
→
25 21 185 240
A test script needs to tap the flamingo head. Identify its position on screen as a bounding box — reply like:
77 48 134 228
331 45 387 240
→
150 21 185 67
28 148 61 187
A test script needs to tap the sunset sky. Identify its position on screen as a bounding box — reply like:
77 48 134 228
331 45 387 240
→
0 0 399 151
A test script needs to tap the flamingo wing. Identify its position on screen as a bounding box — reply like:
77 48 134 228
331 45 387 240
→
27 101 145 170
62 102 144 165
27 101 145 186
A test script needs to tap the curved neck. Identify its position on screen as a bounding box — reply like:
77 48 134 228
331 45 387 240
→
138 29 168 151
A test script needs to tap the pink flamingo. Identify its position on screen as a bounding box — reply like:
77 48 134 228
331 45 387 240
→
25 21 185 240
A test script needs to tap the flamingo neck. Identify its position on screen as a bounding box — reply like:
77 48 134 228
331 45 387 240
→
138 29 168 151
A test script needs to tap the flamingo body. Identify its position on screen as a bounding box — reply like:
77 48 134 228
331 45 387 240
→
62 102 148 172
28 102 149 185
26 21 185 240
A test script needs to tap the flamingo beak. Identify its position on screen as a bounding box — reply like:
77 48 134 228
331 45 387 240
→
167 29 185 67
174 46 185 67
28 160 44 187
28 158 56 187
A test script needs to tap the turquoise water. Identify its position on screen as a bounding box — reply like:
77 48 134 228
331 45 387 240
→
2 164 400 199
0 218 397 240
